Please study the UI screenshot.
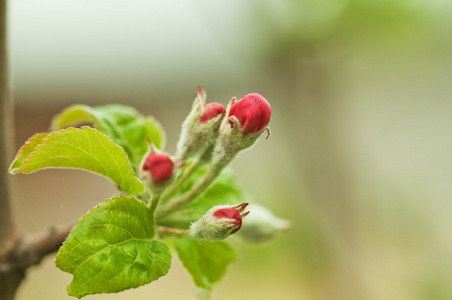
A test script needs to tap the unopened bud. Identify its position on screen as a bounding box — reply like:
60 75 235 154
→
237 204 290 243
228 93 271 135
190 203 249 241
211 93 272 167
176 87 226 159
142 153 174 184
200 102 225 123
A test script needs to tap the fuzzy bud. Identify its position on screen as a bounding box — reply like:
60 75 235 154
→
176 87 226 159
237 204 290 243
228 93 271 135
190 203 249 241
211 93 272 167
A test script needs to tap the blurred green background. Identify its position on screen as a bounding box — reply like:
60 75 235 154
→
8 0 452 299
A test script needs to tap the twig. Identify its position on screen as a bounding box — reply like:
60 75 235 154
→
0 3 75 298
0 0 12 255
158 226 189 238
17 224 74 269
0 0 18 297
0 225 73 300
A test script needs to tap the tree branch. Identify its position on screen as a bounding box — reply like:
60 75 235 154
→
0 225 73 299
0 0 13 253
0 1 74 299
5 225 74 271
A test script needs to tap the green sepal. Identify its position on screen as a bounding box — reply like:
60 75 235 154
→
51 104 166 171
9 127 144 195
56 196 172 298
175 238 236 290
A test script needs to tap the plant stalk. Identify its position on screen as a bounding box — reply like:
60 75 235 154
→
0 3 72 299
157 157 230 219
0 0 12 252
148 194 162 217
162 147 213 203
0 1 22 298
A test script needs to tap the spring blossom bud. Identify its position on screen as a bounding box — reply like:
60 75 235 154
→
200 102 225 123
142 153 174 184
190 203 250 241
228 93 271 135
176 87 226 159
211 93 272 167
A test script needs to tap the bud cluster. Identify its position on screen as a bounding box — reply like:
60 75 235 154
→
177 89 272 164
139 88 278 240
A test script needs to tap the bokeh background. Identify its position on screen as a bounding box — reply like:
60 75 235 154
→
7 0 452 299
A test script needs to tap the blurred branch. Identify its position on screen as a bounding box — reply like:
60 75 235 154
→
2 225 74 271
0 1 73 299
0 226 73 300
0 0 19 297
0 0 12 252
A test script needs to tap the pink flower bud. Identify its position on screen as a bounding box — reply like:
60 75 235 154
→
190 203 250 241
142 153 174 184
213 208 244 234
199 102 225 123
228 93 271 134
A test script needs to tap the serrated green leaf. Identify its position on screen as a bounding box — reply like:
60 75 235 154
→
162 167 249 228
9 132 48 171
51 104 166 171
9 127 144 195
56 196 171 298
175 238 236 290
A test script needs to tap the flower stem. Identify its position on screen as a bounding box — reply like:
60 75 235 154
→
0 0 12 251
162 147 213 203
148 193 162 217
162 160 197 201
158 226 189 238
156 155 231 219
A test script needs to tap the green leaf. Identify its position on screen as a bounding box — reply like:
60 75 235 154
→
56 196 172 298
163 167 249 228
51 104 166 171
9 132 48 171
9 127 144 195
175 238 236 290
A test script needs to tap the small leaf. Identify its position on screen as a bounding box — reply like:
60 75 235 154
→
175 238 236 290
56 196 172 298
163 167 248 228
9 132 48 171
10 127 144 195
51 104 166 171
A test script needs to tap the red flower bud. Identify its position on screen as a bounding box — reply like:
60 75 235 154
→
199 102 225 123
228 93 271 134
213 208 243 234
190 203 250 241
142 153 174 184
